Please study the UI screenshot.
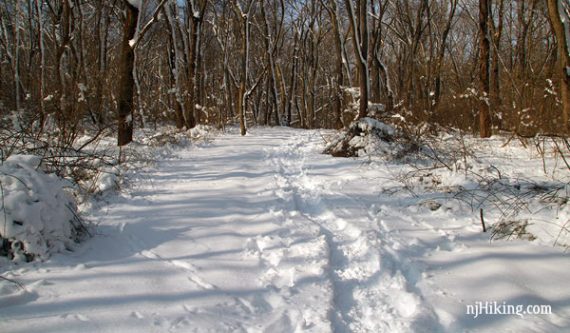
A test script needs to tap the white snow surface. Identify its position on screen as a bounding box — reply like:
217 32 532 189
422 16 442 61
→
126 0 142 10
1 127 569 332
0 155 79 261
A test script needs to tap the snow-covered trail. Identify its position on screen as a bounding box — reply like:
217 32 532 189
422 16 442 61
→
2 127 570 333
265 132 440 332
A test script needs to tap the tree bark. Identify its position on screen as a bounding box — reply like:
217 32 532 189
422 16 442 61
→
479 0 492 138
35 0 46 131
14 0 21 112
345 0 370 120
184 0 207 129
431 0 457 113
260 0 284 126
232 0 255 136
490 0 504 129
324 0 345 128
546 0 570 133
117 1 138 146
164 3 185 129
285 29 300 127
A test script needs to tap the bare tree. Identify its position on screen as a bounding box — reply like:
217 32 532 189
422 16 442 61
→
546 0 570 132
164 1 187 129
323 0 349 128
117 1 139 146
0 0 567 142
345 0 370 119
370 0 393 114
259 0 285 126
185 0 208 128
117 0 169 145
430 0 458 113
490 0 504 129
231 0 256 135
479 0 492 138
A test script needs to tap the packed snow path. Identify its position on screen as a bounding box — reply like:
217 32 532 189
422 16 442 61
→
2 128 570 333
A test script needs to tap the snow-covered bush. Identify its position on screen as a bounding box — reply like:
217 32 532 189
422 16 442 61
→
189 124 215 140
341 87 386 126
324 117 412 158
142 125 215 147
0 155 87 262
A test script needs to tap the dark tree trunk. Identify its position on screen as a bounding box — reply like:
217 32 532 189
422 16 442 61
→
344 0 370 120
326 0 345 128
490 0 504 130
479 0 492 138
117 1 138 146
547 0 570 133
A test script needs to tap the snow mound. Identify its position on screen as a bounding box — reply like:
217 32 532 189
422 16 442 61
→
0 155 87 262
189 124 214 140
324 117 410 158
142 125 215 147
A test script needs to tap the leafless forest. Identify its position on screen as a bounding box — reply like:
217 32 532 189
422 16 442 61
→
1 0 569 146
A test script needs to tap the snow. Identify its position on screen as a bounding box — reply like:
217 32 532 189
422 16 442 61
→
0 155 85 262
324 117 405 157
126 0 142 10
1 127 569 332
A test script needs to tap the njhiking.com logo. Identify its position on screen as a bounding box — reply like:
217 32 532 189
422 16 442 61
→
466 301 552 319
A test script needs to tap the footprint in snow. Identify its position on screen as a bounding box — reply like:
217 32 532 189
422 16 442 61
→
130 311 145 319
73 263 90 270
60 313 90 322
171 260 216 290
140 250 160 259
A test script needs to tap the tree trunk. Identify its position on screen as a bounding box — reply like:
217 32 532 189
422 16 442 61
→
490 0 504 130
358 0 369 119
56 0 73 135
432 0 457 113
185 1 207 128
345 0 370 120
260 0 282 126
117 1 138 146
239 16 248 136
14 0 21 113
479 0 492 138
35 0 46 132
325 0 345 128
164 3 187 129
94 1 111 126
546 0 570 133
232 1 255 136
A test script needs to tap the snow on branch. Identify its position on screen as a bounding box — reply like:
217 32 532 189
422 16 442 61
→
127 0 143 9
129 0 170 50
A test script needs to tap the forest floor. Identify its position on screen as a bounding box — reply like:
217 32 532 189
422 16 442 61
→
1 127 570 332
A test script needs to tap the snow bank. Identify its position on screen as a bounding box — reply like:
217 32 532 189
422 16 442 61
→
0 155 86 262
142 125 215 148
324 117 409 158
189 124 214 139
